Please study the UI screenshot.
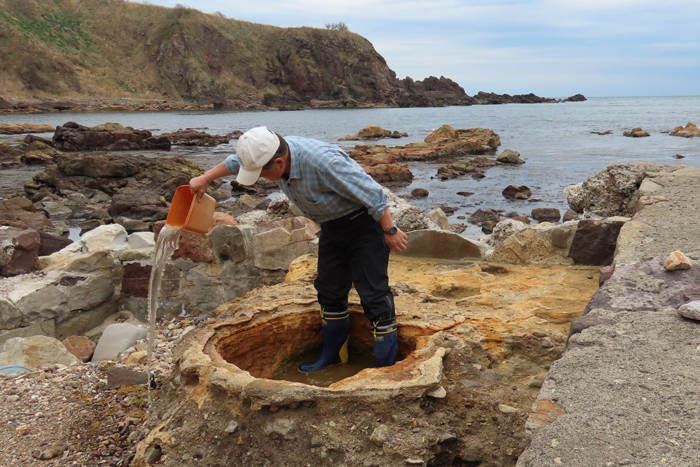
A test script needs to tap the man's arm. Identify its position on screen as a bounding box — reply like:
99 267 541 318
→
378 207 408 253
190 161 232 201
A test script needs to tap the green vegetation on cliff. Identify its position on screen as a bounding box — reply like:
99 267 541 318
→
0 0 436 108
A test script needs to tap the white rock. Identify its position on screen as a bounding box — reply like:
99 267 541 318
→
424 208 450 230
1 335 79 370
91 323 147 362
81 224 128 253
127 232 156 249
427 386 447 398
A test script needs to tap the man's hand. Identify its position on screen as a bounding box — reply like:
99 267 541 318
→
189 175 210 201
384 228 408 253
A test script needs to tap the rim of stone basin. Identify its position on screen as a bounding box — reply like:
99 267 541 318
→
179 306 446 410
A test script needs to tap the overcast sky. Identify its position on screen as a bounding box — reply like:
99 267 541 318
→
138 0 699 97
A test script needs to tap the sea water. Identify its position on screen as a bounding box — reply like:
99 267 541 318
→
3 96 699 238
146 225 181 408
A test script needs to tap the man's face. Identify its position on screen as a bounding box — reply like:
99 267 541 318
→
260 157 285 182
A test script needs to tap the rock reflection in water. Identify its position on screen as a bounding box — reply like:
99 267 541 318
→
271 349 376 387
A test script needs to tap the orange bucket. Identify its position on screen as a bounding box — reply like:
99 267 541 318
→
165 186 216 234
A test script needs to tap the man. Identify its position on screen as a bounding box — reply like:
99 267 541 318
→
189 127 408 370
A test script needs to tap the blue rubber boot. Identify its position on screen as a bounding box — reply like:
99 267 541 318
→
298 308 350 372
372 316 398 367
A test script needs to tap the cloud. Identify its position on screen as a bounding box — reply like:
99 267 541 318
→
136 0 700 96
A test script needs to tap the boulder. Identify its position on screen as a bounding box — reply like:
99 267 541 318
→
91 323 147 362
0 335 79 370
396 230 486 260
37 231 73 256
424 208 450 230
488 222 578 265
25 153 223 202
0 297 22 330
664 251 691 270
62 335 96 362
669 122 700 138
436 157 495 180
81 224 128 252
252 217 321 270
567 219 625 266
502 185 532 200
468 209 499 225
623 127 650 137
531 208 561 223
127 232 156 249
153 213 238 263
411 188 429 198
564 164 646 216
160 129 231 146
107 191 169 222
491 219 529 247
496 149 524 164
0 228 41 276
51 122 172 151
339 126 407 141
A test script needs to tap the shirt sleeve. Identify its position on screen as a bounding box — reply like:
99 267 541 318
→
224 154 241 175
323 155 389 221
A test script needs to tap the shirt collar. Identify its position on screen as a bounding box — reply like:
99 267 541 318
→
287 138 301 180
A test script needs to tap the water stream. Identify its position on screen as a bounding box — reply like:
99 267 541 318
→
146 226 181 408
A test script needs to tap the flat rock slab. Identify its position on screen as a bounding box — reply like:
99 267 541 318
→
585 256 700 314
396 230 485 260
518 310 700 467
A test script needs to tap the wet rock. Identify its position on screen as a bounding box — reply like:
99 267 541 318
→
52 122 172 151
502 185 532 200
564 164 646 216
564 94 587 102
26 153 222 202
623 127 650 137
562 209 578 222
669 122 700 138
62 335 96 362
0 228 41 276
497 149 524 164
339 125 408 140
411 188 429 198
436 157 495 180
161 129 231 146
0 335 80 369
122 263 152 299
108 191 169 223
0 123 55 134
568 219 625 266
531 208 560 222
92 323 147 362
467 208 499 225
664 251 691 270
590 130 612 135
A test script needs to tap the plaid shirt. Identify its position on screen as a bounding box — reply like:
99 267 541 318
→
225 136 388 223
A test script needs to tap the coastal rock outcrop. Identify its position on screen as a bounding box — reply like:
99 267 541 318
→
623 127 650 137
497 149 525 164
564 163 646 216
669 122 700 137
339 125 408 141
160 129 235 146
436 157 496 180
51 122 172 151
563 94 587 102
0 123 55 134
349 126 501 183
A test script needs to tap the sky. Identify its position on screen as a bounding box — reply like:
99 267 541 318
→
137 0 700 97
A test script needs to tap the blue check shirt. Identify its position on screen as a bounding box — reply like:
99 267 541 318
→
225 136 388 224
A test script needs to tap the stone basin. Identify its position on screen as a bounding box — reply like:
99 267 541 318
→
134 255 600 467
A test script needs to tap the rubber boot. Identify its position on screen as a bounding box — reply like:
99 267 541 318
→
372 315 398 367
298 308 350 372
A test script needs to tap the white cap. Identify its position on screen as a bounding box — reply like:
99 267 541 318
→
236 127 281 185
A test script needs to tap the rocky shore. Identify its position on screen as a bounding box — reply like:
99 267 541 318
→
2 112 700 466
